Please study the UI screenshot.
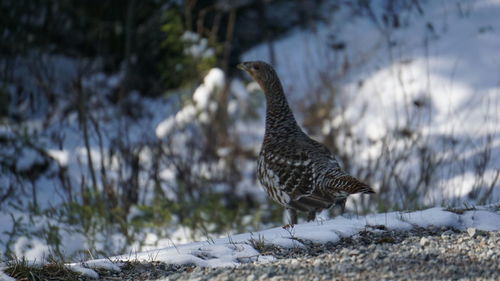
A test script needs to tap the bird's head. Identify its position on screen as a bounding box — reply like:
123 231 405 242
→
237 61 277 86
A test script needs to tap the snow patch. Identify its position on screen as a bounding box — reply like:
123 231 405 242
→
47 150 70 166
203 68 225 92
13 237 51 263
156 68 227 138
193 84 212 110
0 270 16 281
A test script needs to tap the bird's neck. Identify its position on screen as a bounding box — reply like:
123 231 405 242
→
260 79 301 138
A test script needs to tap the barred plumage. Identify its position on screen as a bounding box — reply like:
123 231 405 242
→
238 61 374 224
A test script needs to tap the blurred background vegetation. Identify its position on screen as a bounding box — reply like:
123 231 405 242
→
1 0 321 95
0 0 336 260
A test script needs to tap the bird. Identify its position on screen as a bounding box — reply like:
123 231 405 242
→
237 61 374 225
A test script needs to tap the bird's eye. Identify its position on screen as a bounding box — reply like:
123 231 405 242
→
253 65 260 71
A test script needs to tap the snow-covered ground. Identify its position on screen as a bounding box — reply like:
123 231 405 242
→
65 205 500 278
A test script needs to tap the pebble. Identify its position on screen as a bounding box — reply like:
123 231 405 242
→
467 227 477 238
419 236 430 246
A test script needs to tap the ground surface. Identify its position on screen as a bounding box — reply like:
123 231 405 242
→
90 227 499 281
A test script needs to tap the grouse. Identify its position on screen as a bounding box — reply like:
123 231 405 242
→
237 61 374 224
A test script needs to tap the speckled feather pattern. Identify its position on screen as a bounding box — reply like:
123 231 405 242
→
239 61 374 219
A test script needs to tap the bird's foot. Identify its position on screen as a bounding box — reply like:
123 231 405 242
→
282 223 295 229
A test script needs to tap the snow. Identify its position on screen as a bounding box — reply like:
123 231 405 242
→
460 210 500 231
69 205 500 278
75 259 122 272
174 104 197 126
204 68 225 92
0 270 16 281
65 265 100 279
181 31 216 59
12 237 51 263
5 213 88 262
155 103 197 137
47 149 70 166
193 68 224 111
155 117 177 138
156 68 224 138
193 85 212 110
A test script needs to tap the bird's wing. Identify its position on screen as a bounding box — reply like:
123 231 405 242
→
302 135 374 195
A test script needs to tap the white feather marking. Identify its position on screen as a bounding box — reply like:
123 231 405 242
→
258 162 290 205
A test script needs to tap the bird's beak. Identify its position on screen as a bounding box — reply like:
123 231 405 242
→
237 63 248 72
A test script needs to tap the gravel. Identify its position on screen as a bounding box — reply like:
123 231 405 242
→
93 227 500 281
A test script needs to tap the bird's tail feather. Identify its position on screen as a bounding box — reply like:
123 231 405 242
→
361 185 375 194
334 175 375 194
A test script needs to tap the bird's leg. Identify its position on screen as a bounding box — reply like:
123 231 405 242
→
282 208 297 229
307 211 316 222
286 208 297 224
289 208 298 224
330 198 347 217
340 198 347 215
338 198 346 214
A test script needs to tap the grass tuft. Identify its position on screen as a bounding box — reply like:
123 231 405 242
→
4 257 81 281
248 235 280 254
444 206 477 215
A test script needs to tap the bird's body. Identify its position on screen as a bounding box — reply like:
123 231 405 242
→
238 61 374 224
